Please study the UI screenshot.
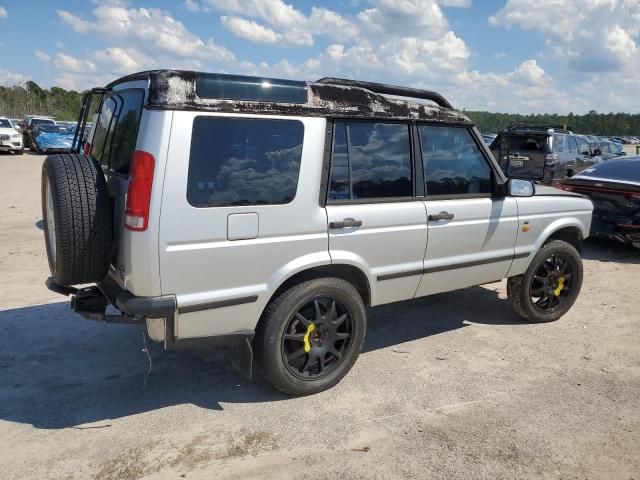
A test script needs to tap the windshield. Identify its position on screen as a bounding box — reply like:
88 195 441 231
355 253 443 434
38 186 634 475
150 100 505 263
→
0 119 12 128
37 125 66 134
32 119 55 127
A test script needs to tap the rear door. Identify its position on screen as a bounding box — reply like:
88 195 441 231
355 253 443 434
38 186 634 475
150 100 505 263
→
324 120 427 306
414 125 519 297
88 88 146 287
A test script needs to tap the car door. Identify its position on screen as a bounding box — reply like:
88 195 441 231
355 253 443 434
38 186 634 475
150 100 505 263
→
414 124 519 297
324 120 428 306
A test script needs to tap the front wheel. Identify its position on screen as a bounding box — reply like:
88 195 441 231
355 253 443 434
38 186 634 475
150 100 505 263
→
254 277 367 396
507 240 583 322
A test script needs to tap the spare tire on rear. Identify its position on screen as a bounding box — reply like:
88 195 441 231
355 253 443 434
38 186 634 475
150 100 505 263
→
41 154 113 286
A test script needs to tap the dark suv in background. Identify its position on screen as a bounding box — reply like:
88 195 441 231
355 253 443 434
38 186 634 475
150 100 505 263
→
490 124 596 183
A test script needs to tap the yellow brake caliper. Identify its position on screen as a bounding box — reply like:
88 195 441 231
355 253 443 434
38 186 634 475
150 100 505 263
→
553 277 565 297
303 323 316 353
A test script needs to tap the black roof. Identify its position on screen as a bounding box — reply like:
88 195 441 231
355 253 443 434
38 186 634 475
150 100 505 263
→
503 123 572 134
104 70 471 124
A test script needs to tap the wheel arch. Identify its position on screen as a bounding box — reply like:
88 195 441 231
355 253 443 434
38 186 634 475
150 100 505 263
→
540 225 584 253
263 263 372 318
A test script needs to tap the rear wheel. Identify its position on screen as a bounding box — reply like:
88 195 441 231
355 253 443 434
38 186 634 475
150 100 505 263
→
254 277 367 395
507 240 583 322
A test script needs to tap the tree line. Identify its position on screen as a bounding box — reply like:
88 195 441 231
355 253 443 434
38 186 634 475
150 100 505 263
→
1 81 639 135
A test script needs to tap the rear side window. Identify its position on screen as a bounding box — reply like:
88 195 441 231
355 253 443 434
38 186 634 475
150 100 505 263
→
568 136 578 154
419 125 492 196
91 89 144 175
187 117 304 207
328 121 412 201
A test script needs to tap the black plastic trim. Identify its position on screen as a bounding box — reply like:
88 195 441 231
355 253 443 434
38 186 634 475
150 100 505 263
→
177 295 258 314
377 269 424 281
115 291 176 318
319 120 333 207
376 252 530 281
316 77 453 109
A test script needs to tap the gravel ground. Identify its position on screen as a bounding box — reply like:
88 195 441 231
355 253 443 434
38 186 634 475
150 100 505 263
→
0 151 639 480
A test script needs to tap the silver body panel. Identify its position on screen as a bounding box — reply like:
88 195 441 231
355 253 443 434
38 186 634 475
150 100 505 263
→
105 103 593 340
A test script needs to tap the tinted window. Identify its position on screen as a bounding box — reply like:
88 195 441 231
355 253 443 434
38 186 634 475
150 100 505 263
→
328 123 350 200
91 89 144 174
568 136 578 154
419 125 492 196
196 73 307 104
0 119 11 128
327 122 412 200
187 117 303 207
91 97 116 168
576 137 590 156
500 134 548 152
553 134 565 152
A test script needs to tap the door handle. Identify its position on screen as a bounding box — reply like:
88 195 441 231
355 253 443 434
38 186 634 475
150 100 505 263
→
330 218 363 229
428 211 454 221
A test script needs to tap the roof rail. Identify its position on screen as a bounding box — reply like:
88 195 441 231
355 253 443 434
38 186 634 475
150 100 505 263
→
505 122 572 133
316 77 454 110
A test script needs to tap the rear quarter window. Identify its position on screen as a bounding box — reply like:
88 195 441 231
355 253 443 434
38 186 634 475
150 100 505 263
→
187 117 304 207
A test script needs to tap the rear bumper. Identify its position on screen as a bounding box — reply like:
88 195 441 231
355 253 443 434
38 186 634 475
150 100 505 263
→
45 276 253 351
46 275 175 319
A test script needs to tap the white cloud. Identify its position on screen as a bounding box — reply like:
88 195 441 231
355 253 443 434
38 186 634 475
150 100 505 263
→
35 50 51 62
221 16 311 46
0 6 7 18
184 0 201 12
57 6 235 62
0 69 27 86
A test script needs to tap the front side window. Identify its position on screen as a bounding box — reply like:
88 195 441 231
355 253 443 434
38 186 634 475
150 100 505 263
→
576 137 590 156
328 121 412 200
419 125 492 196
187 117 304 207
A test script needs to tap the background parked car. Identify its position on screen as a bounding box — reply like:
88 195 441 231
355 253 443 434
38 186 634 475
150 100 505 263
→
558 157 640 248
590 140 625 161
489 125 596 183
22 116 57 149
0 116 24 154
32 124 74 154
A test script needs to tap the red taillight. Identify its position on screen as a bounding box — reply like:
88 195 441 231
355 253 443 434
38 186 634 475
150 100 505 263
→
558 183 574 191
125 150 155 232
83 142 91 155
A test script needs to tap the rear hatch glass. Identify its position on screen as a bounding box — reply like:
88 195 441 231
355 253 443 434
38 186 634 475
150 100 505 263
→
491 133 549 179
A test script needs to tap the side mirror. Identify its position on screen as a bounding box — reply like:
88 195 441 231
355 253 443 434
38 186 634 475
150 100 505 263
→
508 178 535 197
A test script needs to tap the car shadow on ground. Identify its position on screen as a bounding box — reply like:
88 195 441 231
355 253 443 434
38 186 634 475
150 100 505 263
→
582 238 639 264
0 285 521 430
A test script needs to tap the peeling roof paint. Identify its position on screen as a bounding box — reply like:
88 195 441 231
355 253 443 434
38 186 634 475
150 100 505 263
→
109 70 471 124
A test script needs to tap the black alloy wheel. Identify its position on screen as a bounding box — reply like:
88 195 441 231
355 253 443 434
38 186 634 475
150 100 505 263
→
254 277 367 395
281 297 353 379
507 239 583 323
529 253 574 313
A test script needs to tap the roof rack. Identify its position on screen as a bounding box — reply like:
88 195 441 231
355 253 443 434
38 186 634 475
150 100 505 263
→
505 123 572 133
316 77 454 110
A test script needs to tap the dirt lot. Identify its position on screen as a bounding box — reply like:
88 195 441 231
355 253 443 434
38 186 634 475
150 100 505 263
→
0 151 639 480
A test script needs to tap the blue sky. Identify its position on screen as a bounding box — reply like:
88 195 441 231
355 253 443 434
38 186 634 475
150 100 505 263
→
0 0 639 113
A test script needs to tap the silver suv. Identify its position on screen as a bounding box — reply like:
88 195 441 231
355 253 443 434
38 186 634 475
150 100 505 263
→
41 70 593 395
